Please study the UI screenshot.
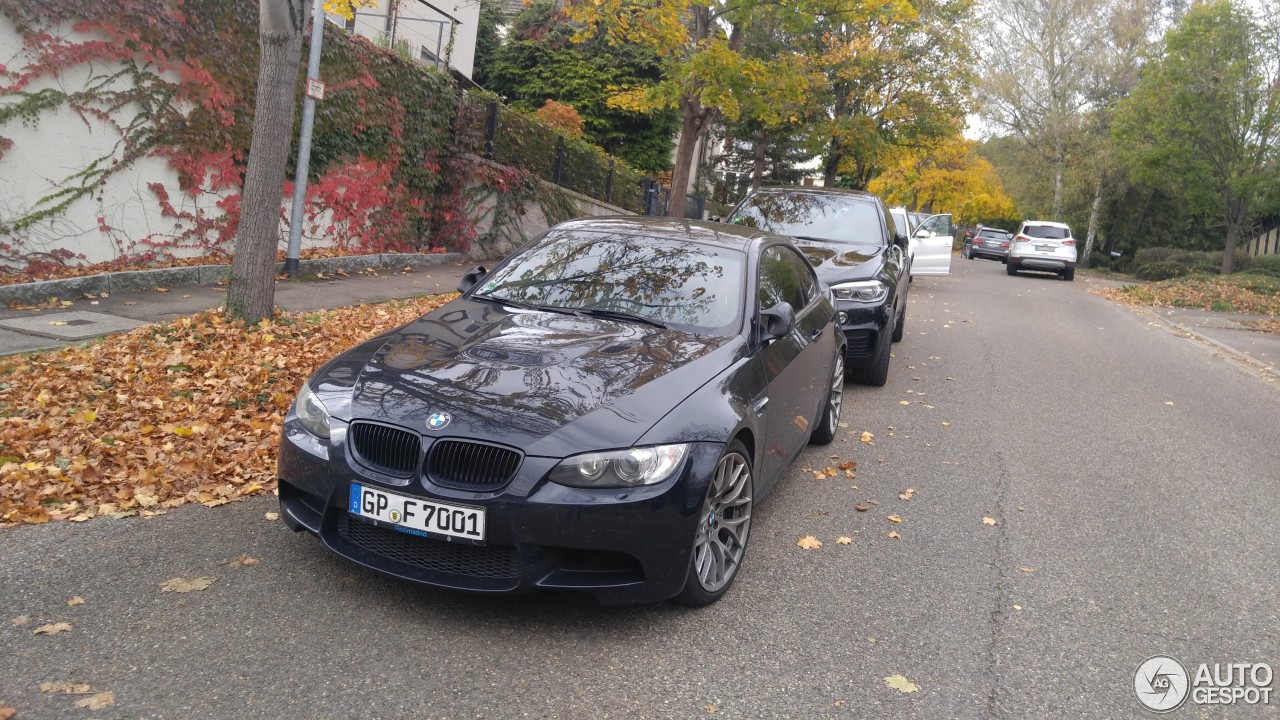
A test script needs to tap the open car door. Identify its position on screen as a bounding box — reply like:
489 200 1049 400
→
910 213 954 276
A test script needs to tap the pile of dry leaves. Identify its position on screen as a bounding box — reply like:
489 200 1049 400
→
1099 275 1280 318
0 294 454 526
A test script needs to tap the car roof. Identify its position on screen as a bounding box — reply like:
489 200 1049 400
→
550 215 783 252
752 186 880 202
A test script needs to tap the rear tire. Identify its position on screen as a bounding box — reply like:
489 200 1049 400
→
809 352 845 446
1062 268 1075 281
850 320 892 387
1007 262 1018 276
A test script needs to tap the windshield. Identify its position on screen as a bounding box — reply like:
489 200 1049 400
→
729 192 885 246
1024 224 1071 239
474 231 745 332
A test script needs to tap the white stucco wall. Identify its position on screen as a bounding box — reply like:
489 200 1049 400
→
0 16 224 265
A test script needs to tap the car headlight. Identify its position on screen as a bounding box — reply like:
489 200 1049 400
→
294 381 332 439
831 280 888 303
550 444 689 488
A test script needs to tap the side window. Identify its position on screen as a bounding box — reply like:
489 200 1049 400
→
758 246 806 312
782 247 819 306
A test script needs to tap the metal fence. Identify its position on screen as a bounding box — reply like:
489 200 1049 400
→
454 93 704 218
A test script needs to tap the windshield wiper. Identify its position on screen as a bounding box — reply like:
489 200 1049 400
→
572 307 668 329
472 294 576 315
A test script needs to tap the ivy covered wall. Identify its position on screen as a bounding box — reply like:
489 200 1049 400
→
0 0 637 278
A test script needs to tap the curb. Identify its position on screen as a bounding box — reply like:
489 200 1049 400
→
0 252 465 306
1142 308 1279 383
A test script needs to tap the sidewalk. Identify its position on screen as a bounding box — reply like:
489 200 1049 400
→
1146 306 1280 380
0 258 482 356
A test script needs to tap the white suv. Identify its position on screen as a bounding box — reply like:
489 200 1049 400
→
1007 220 1077 281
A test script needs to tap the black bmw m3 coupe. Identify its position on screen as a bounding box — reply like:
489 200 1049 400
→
278 217 845 606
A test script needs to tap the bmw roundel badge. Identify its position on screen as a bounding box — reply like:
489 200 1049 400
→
426 412 452 430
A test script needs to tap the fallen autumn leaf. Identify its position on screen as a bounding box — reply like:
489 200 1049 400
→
160 577 216 593
884 675 919 693
796 535 823 550
983 517 999 526
74 691 115 709
33 622 73 636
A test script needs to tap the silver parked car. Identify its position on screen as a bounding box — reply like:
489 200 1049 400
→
1007 220 1077 281
966 226 1013 262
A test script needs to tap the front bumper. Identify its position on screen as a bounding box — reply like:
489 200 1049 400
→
836 299 891 368
278 421 721 605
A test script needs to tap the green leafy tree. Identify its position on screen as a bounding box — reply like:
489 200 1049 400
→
471 0 506 88
809 0 974 189
487 0 678 173
1114 0 1280 273
565 0 820 216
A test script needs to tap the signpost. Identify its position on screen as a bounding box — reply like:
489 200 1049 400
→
284 0 327 278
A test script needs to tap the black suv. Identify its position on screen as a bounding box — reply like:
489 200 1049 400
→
727 187 909 386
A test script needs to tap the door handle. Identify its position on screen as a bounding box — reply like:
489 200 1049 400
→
752 397 769 415
810 327 823 341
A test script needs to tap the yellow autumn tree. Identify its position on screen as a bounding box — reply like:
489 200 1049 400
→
869 135 1018 226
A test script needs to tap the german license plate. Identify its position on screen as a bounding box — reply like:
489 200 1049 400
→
349 483 485 541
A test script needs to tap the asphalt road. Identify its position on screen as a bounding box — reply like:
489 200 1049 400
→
4 258 1278 719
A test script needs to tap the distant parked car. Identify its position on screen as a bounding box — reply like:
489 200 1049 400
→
727 187 910 386
966 227 1013 262
1007 220 1077 280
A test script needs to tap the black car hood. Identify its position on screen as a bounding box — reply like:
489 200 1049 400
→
792 240 885 281
313 298 738 457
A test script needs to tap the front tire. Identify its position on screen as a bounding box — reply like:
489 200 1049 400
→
809 352 845 445
674 441 753 607
850 319 892 387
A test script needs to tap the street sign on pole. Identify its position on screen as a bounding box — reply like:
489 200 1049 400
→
284 0 326 279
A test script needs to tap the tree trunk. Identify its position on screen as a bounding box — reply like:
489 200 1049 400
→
227 0 306 323
1082 174 1104 267
751 128 766 191
1222 196 1250 274
822 136 841 186
668 98 711 218
1052 152 1065 220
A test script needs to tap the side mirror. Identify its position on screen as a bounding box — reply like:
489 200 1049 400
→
457 265 488 293
894 232 909 249
759 302 795 342
914 229 931 239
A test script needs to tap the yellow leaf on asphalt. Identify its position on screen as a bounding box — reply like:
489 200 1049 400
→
0 707 14 720
884 675 919 693
1020 567 1035 573
74 691 115 709
855 503 870 512
838 461 856 470
898 400 910 405
160 576 216 593
705 704 718 714
898 488 916 501
48 320 68 326
860 431 874 443
836 537 852 545
264 512 280 521
887 515 903 523
67 596 85 606
887 530 901 540
983 517 998 526
797 535 823 550
33 622 73 636
40 682 93 694
1164 401 1174 406
226 555 259 567
942 422 951 427
1013 604 1023 610
11 615 30 626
